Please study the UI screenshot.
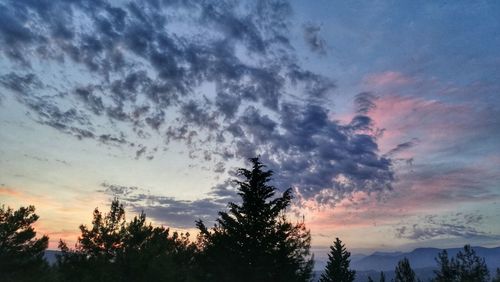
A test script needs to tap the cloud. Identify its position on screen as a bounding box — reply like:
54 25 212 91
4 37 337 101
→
0 0 394 204
0 187 23 197
303 23 327 55
384 138 419 157
363 71 412 88
99 182 224 228
395 212 498 241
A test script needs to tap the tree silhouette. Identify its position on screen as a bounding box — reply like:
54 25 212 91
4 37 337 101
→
492 268 500 282
0 205 50 281
434 250 455 282
368 276 374 282
379 271 386 282
319 237 356 282
432 245 491 282
394 257 417 282
453 245 489 282
196 157 313 282
57 199 196 281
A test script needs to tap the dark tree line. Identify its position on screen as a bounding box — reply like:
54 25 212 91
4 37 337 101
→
0 205 51 281
1 158 499 281
0 158 314 281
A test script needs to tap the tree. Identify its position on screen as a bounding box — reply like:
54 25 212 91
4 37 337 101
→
57 199 196 281
394 258 417 282
319 237 356 282
492 268 500 282
196 157 313 282
434 250 455 282
453 245 489 282
379 271 386 282
368 276 374 282
0 205 50 281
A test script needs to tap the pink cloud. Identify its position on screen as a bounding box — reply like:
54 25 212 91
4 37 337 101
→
368 95 472 155
296 160 500 235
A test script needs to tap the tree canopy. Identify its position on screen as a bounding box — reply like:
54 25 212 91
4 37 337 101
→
57 199 196 281
0 205 49 281
196 157 313 282
319 237 356 282
433 245 490 282
394 257 417 282
434 250 455 282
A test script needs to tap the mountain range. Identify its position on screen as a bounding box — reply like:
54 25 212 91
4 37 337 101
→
313 246 500 281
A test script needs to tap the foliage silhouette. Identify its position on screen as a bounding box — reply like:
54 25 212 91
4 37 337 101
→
434 250 455 282
492 268 500 282
57 199 196 281
0 205 50 282
379 271 386 282
432 245 490 282
453 245 489 282
394 257 417 282
196 157 313 282
319 237 356 282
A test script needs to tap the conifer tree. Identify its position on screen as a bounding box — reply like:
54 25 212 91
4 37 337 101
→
196 157 313 282
434 250 455 282
492 268 500 282
453 245 489 282
0 205 50 282
379 271 386 282
319 237 356 282
394 258 416 282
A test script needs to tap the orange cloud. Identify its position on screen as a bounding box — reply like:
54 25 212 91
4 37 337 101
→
0 187 23 197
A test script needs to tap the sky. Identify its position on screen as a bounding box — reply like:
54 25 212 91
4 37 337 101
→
0 0 500 258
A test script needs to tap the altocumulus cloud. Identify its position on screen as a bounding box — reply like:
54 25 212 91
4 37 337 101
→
0 0 393 210
395 212 500 241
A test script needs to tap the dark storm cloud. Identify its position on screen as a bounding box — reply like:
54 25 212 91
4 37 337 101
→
0 0 395 204
303 23 327 55
395 213 498 241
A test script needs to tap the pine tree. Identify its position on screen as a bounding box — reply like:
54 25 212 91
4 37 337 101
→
0 205 50 281
319 237 356 282
394 258 417 282
379 271 386 282
196 157 313 282
434 250 456 282
492 268 500 282
453 245 489 282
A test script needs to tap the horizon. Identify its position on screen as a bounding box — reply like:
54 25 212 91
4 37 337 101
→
1 0 500 258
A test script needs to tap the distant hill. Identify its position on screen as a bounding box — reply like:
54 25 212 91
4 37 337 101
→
44 250 59 265
351 246 500 271
312 246 500 282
